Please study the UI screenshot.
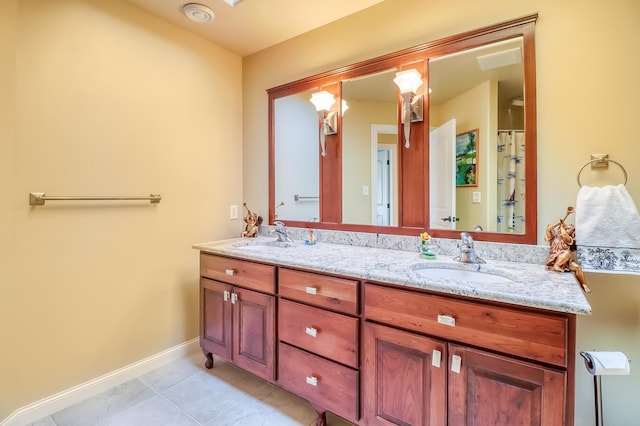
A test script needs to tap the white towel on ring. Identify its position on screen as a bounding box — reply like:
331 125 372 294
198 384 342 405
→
575 184 640 274
576 184 640 248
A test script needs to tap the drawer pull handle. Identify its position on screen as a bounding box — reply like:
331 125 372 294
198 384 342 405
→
306 376 318 387
437 314 456 327
451 355 462 374
225 269 235 276
305 327 318 337
231 293 238 304
223 290 230 302
305 286 317 295
432 349 442 368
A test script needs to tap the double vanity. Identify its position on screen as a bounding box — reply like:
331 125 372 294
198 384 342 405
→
194 230 591 426
197 11 593 425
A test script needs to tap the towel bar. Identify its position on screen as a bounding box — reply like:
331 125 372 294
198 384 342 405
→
294 194 319 202
577 158 627 187
29 192 161 206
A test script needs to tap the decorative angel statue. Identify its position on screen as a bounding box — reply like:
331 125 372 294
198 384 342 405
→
544 206 590 292
241 203 263 238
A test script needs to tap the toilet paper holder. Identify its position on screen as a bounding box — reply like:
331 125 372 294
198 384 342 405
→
579 350 631 426
579 350 631 376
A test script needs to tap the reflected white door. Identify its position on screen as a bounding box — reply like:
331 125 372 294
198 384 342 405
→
376 150 391 225
430 119 456 230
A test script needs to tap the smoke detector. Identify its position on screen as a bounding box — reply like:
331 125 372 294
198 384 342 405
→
182 3 215 23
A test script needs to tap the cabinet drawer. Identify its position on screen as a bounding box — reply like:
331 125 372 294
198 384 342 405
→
278 342 358 422
279 299 358 368
364 284 568 367
279 268 358 315
200 253 275 294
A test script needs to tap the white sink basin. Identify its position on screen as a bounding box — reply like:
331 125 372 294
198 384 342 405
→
233 241 293 251
411 265 514 284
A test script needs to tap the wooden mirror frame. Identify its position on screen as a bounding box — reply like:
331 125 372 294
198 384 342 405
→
268 14 537 244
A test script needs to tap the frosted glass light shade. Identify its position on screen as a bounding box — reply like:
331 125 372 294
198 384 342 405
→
310 91 336 112
393 69 423 94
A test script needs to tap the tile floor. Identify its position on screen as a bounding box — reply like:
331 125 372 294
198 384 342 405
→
27 352 356 426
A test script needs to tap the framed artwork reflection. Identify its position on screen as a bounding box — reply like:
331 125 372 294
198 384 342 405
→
456 128 478 186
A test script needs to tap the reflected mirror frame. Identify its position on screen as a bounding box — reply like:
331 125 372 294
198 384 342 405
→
267 13 538 245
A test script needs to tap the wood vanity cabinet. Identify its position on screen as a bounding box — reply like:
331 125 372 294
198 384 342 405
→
199 253 276 381
197 250 578 426
277 268 360 424
363 283 573 426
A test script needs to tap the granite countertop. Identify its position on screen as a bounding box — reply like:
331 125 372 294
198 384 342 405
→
193 236 592 315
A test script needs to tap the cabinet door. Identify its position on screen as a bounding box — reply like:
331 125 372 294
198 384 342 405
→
200 278 233 361
233 287 276 381
448 344 566 426
363 322 447 426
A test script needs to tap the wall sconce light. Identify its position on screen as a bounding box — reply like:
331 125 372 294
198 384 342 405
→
310 91 337 156
393 69 424 149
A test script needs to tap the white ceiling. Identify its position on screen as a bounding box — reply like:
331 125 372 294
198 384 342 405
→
123 0 384 56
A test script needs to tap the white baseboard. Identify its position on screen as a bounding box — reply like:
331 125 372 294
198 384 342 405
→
1 338 200 426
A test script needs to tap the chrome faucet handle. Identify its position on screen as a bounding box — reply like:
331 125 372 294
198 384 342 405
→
460 232 474 248
273 221 293 242
458 232 485 267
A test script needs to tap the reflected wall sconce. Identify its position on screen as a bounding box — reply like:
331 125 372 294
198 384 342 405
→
310 90 337 156
393 69 424 149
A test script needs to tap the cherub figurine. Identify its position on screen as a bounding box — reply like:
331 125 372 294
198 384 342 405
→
544 206 590 292
241 203 263 238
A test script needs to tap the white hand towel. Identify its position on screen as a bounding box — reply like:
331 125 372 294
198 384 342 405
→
575 184 640 274
576 184 640 248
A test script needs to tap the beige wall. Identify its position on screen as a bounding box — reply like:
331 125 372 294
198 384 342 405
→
1 0 242 419
342 100 396 225
243 0 640 424
0 0 19 419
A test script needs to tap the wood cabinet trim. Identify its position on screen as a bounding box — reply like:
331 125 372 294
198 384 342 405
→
278 267 360 315
364 282 570 368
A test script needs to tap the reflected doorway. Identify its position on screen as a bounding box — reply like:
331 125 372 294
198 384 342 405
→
371 124 398 226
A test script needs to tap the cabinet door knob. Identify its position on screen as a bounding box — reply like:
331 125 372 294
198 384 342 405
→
305 286 318 295
223 290 230 302
306 376 318 387
231 293 238 304
225 269 235 276
305 326 318 337
437 314 456 327
451 354 462 374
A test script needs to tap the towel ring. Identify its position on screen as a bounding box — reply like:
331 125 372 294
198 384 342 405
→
577 159 628 187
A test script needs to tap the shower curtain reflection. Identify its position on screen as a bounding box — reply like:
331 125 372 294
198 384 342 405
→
496 130 525 233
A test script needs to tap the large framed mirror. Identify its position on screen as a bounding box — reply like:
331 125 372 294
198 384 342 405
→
268 14 537 244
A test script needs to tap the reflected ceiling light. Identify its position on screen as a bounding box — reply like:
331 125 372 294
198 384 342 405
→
224 0 243 5
393 69 424 149
182 3 215 23
310 91 337 157
511 97 524 107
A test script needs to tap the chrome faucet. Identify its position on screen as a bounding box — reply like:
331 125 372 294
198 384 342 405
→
273 221 293 243
457 232 485 267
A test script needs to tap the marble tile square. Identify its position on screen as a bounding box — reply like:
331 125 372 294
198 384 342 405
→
50 379 155 426
160 365 270 424
139 351 204 392
201 362 272 397
25 416 57 426
203 393 307 426
254 386 317 425
97 395 198 426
